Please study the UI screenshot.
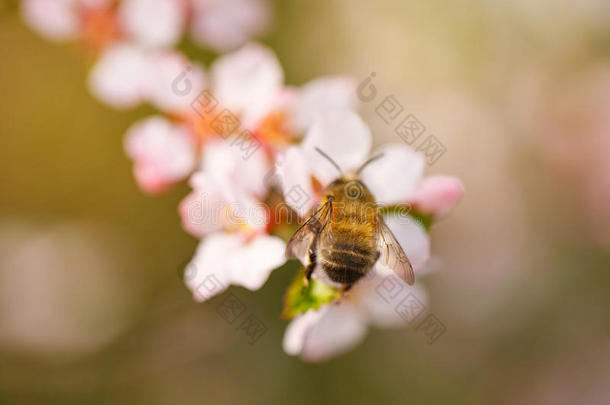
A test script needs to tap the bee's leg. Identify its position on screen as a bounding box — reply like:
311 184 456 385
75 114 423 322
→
338 283 354 299
303 224 324 286
303 246 317 286
304 259 315 284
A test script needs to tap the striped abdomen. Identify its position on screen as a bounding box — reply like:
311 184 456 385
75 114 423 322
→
317 178 379 285
318 212 378 284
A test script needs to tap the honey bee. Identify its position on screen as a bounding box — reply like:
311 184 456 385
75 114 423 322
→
286 148 414 292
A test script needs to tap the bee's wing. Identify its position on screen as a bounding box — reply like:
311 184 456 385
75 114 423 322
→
285 200 332 263
376 214 415 285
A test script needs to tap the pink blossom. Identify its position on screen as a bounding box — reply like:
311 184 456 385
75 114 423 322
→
119 0 186 49
179 138 270 237
277 109 463 217
184 232 285 302
284 263 430 362
210 42 283 125
88 44 151 109
409 175 465 217
145 52 207 114
21 0 82 41
190 0 273 52
124 116 196 193
179 138 287 301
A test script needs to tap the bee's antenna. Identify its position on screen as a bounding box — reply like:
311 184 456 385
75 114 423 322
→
356 153 384 175
315 147 343 175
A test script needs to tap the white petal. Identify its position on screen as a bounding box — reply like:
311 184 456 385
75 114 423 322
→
184 234 238 302
185 171 268 235
185 233 284 301
301 110 371 184
382 214 431 272
190 0 272 52
21 0 79 41
210 42 283 113
145 52 207 114
409 175 464 217
227 191 269 233
360 143 425 206
276 147 315 217
283 308 326 355
88 44 150 109
356 266 429 328
227 234 286 290
293 76 358 132
298 305 367 362
202 137 270 198
119 0 185 48
124 116 196 193
178 187 224 238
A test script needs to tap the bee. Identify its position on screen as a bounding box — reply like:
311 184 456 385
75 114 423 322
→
286 148 414 292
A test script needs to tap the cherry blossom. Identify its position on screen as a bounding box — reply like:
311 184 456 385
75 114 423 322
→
205 43 358 141
184 232 285 302
22 0 272 52
124 116 197 193
276 109 464 217
20 0 465 363
190 0 273 52
21 0 85 41
276 110 462 360
118 0 186 49
88 44 151 109
22 0 272 109
120 43 359 193
284 255 430 362
179 139 286 301
280 194 433 361
22 0 183 49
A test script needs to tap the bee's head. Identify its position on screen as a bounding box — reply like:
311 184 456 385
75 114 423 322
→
314 147 384 180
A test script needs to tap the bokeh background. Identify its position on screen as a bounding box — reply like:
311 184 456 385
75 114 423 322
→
2 0 610 403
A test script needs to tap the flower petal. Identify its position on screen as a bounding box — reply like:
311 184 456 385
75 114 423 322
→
119 0 185 48
184 170 268 236
283 308 326 355
124 116 196 193
202 137 270 198
227 234 286 290
178 187 224 238
357 266 429 328
210 42 283 113
190 0 272 52
88 44 150 109
276 146 316 217
292 76 358 132
184 233 284 302
301 110 372 184
382 213 431 272
360 143 425 205
145 51 207 114
283 305 367 362
21 0 79 41
409 175 464 217
184 233 238 302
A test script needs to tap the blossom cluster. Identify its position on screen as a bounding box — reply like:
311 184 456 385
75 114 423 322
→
22 1 464 361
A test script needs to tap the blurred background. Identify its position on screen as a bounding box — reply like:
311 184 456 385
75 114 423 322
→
1 0 610 403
